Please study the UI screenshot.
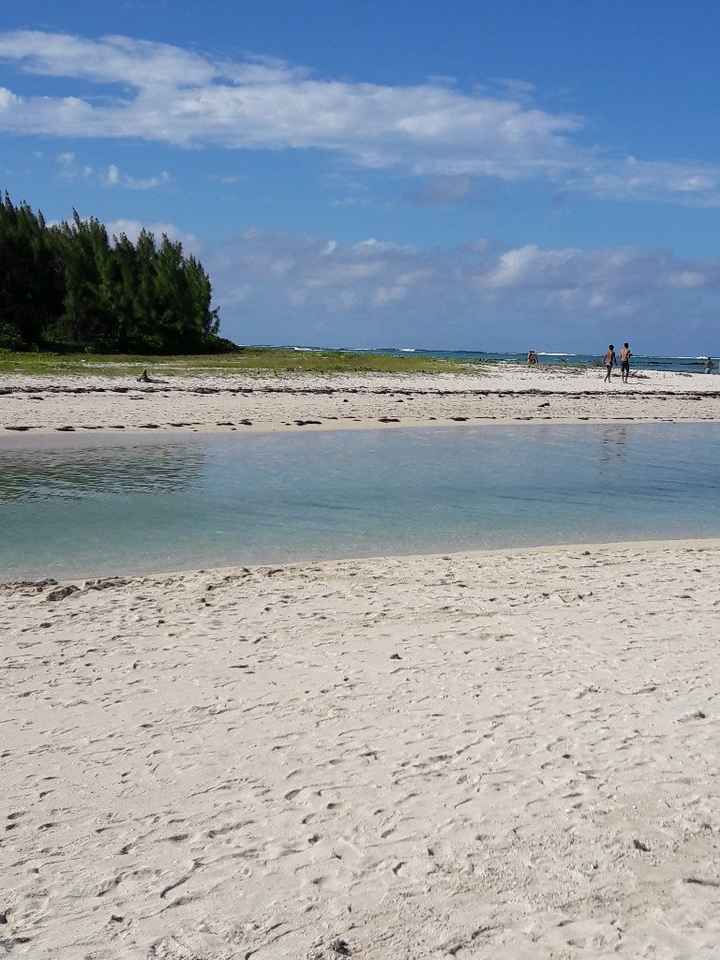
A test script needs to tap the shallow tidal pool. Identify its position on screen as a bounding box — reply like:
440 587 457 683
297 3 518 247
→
2 422 720 579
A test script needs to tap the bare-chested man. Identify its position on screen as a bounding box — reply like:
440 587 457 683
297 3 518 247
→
620 342 632 383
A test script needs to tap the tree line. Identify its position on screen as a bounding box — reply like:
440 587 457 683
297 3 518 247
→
0 192 233 353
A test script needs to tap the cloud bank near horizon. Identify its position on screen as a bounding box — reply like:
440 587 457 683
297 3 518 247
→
1 30 720 206
200 229 720 353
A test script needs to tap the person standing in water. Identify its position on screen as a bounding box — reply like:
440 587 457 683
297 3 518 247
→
620 342 632 383
705 356 715 374
603 344 617 383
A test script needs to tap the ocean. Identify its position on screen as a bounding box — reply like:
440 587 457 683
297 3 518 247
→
284 346 715 374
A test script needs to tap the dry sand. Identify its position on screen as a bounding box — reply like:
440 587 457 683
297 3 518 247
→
3 540 720 959
3 365 720 435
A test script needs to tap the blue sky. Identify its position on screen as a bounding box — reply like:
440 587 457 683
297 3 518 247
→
1 0 720 353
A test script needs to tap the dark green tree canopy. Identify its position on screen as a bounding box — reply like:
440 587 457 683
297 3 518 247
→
0 193 228 353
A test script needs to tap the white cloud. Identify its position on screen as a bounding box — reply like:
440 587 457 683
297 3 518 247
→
54 151 170 190
567 156 720 207
1 31 718 205
42 213 201 254
353 238 414 255
0 86 20 109
668 270 707 289
481 245 580 289
0 31 216 87
106 218 201 253
102 164 171 189
206 229 720 351
0 31 581 186
491 78 537 100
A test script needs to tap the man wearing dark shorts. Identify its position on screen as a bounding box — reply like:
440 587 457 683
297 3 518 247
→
604 344 616 383
620 342 632 383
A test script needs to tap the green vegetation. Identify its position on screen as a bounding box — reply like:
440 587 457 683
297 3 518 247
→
0 347 474 377
0 193 226 354
0 194 482 377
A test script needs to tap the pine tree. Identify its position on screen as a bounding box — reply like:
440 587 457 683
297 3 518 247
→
0 193 64 348
0 192 226 353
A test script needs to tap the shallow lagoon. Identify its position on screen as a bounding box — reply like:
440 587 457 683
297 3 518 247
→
2 423 720 579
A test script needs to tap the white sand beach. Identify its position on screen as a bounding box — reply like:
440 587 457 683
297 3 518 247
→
4 4 720 958
2 365 720 435
2 540 720 959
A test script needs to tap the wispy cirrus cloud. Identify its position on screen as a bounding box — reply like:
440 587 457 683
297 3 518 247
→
55 151 171 190
1 30 719 206
568 156 720 204
103 163 171 190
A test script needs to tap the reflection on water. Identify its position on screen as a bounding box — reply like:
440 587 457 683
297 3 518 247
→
597 425 630 466
1 423 720 579
0 443 206 502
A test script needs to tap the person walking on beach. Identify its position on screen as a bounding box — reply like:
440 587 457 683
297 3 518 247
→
603 344 616 383
620 342 632 383
705 355 715 374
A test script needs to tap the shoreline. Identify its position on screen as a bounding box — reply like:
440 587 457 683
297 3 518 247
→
5 534 720 587
4 536 720 957
3 413 720 442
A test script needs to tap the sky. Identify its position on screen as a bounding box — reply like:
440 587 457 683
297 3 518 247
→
1 0 720 353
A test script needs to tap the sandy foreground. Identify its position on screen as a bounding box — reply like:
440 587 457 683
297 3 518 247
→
2 540 720 959
2 365 720 435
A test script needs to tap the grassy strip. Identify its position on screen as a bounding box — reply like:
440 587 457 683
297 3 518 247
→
0 348 481 377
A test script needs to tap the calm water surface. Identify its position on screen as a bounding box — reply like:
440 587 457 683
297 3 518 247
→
2 424 719 579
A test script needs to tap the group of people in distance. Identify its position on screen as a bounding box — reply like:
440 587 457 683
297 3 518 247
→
603 343 632 383
526 345 717 380
602 345 716 381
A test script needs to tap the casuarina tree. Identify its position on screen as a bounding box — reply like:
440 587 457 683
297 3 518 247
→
0 192 223 353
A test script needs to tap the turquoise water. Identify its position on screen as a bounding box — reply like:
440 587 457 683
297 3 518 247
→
284 345 717 374
2 423 720 580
